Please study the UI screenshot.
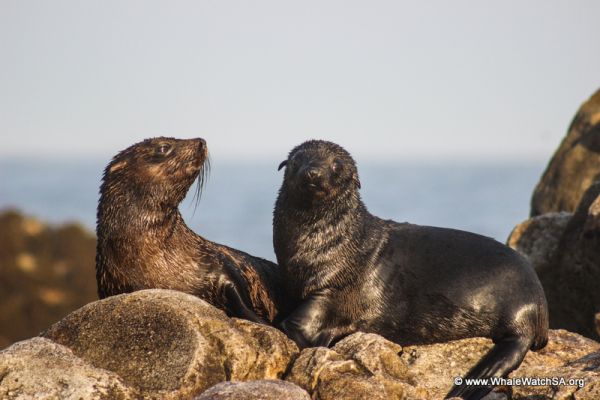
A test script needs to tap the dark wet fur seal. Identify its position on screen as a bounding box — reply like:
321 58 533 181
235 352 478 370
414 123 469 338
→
96 137 285 324
273 140 549 400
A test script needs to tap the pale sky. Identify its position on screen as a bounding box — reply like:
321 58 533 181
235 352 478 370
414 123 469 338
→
1 0 599 162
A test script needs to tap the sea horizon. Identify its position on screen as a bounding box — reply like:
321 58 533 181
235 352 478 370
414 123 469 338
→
0 158 547 262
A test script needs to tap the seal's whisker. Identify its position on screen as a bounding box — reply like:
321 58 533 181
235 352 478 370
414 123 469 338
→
192 152 210 215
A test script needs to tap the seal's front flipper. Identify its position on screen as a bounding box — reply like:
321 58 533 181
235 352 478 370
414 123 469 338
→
280 295 332 348
446 336 532 400
223 281 267 324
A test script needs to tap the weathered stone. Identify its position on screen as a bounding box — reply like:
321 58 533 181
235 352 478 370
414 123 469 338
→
0 337 137 400
285 330 600 400
596 314 600 337
510 183 600 340
402 330 600 399
501 331 600 399
531 88 600 216
400 336 494 398
194 380 310 400
520 330 600 369
583 194 600 235
42 289 298 399
575 379 600 400
507 212 571 270
286 332 428 400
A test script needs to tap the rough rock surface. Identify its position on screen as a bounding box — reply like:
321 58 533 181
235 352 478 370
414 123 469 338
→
194 380 310 400
596 313 600 337
401 329 600 399
507 331 600 399
2 287 599 399
509 183 600 340
42 289 298 399
286 331 600 400
531 88 600 216
507 212 571 270
286 332 423 400
0 337 137 400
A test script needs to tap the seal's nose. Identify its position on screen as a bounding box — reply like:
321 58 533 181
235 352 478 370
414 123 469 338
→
195 138 207 156
305 167 321 181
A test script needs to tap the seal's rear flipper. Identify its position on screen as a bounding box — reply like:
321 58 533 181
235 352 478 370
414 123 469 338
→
445 336 532 400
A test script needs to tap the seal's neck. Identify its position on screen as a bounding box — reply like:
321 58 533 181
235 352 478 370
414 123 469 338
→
274 186 372 296
277 186 365 228
96 182 204 253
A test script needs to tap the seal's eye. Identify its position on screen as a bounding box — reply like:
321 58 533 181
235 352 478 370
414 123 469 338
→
155 144 172 156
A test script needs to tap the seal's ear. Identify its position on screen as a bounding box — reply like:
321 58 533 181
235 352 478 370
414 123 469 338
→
109 160 127 174
353 172 361 189
278 160 288 171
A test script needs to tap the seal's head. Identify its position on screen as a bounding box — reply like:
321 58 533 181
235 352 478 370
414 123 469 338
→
277 140 360 205
101 137 209 208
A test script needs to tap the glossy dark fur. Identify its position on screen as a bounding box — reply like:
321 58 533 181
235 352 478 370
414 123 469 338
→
273 140 549 400
96 137 285 324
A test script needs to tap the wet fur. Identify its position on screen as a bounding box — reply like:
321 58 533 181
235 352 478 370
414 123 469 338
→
96 137 284 323
273 140 549 399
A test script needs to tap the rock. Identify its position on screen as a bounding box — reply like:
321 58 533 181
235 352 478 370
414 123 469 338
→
42 289 298 399
583 191 600 235
507 212 571 270
509 183 600 340
286 332 428 400
0 337 137 399
400 336 495 398
404 330 600 399
0 209 97 350
194 380 310 400
519 330 600 368
504 331 600 399
507 331 600 399
286 330 600 400
596 314 600 337
531 88 600 216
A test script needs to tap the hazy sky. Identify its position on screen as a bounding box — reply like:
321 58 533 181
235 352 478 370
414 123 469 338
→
1 0 599 162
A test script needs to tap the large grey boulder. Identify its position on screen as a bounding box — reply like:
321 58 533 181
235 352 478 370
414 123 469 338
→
0 337 137 399
507 212 571 269
42 289 298 399
510 183 600 340
531 88 600 216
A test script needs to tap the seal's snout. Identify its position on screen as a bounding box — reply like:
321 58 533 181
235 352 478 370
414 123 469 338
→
193 138 208 161
299 162 328 188
196 138 206 152
305 166 322 181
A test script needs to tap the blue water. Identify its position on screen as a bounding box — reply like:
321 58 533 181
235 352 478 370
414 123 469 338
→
0 159 545 262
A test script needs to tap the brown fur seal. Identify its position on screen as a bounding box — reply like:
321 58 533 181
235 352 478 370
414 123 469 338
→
96 137 285 324
273 140 549 400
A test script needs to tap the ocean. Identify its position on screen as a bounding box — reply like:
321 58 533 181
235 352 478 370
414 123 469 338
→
0 159 546 262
